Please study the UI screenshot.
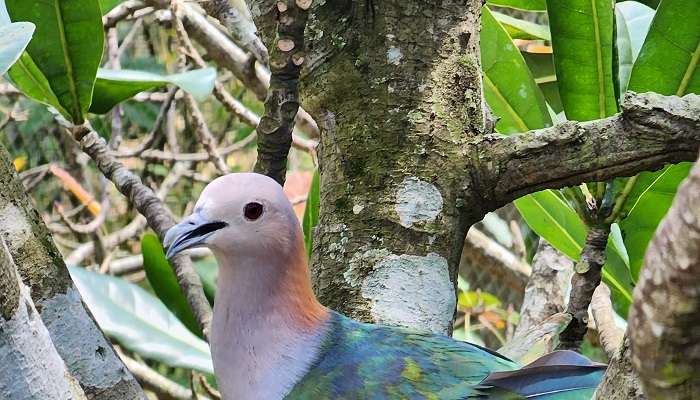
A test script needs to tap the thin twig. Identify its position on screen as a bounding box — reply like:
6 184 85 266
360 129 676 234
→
117 348 196 400
182 92 229 173
103 0 149 29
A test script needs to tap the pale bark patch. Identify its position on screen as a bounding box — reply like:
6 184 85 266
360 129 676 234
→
361 252 455 334
394 177 443 228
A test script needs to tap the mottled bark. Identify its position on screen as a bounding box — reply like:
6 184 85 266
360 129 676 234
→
594 334 646 400
629 157 700 398
0 144 145 399
476 93 700 210
247 1 700 336
590 283 624 359
261 0 486 334
0 239 85 400
558 226 610 351
254 0 309 185
515 240 573 336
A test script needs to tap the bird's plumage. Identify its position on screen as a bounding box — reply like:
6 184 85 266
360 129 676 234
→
164 173 606 400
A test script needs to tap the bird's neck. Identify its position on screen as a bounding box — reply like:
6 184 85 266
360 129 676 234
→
210 233 329 399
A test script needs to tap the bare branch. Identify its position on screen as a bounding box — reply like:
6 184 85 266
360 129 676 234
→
475 92 700 210
118 350 196 400
590 283 624 359
102 0 149 29
197 0 268 64
183 93 229 173
557 226 610 352
174 2 319 138
68 124 213 340
515 240 573 336
594 334 646 400
629 153 700 397
253 0 309 185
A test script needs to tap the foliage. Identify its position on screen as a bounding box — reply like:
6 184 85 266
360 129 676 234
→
482 0 695 316
69 266 213 373
302 169 320 258
142 233 202 337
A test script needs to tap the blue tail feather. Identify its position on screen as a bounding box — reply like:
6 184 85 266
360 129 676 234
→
469 350 606 399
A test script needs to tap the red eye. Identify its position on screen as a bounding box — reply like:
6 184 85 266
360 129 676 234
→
244 202 264 220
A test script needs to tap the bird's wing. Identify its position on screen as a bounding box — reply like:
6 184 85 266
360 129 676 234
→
286 312 518 399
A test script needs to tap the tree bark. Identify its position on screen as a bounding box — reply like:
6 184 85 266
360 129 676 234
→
515 240 572 336
0 239 86 400
594 334 646 400
247 1 700 335
0 144 145 399
629 155 700 398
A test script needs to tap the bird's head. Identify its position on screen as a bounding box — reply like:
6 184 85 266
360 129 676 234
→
163 173 301 261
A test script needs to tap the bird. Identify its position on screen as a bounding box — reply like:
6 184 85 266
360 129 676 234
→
163 172 606 400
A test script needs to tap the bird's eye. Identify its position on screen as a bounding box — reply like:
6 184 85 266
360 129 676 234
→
244 202 264 220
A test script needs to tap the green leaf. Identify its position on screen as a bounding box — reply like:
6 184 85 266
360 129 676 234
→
7 53 70 117
487 0 547 11
69 266 213 373
516 190 634 313
141 233 202 337
492 11 551 40
615 2 655 97
194 257 219 305
627 0 700 96
100 0 122 14
604 224 634 315
617 1 654 59
0 22 33 75
481 6 552 134
619 163 691 281
6 0 104 123
90 67 217 114
302 169 320 259
547 0 618 120
515 190 587 260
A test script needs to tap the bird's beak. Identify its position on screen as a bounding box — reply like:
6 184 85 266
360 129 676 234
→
163 211 227 260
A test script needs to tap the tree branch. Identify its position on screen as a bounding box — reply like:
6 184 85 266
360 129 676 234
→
629 152 700 397
254 0 310 185
557 226 609 351
69 124 213 340
475 92 700 210
590 283 624 359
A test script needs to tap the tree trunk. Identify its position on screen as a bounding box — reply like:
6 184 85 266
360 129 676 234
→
0 239 86 400
0 144 146 399
629 156 700 398
252 0 485 334
594 334 646 400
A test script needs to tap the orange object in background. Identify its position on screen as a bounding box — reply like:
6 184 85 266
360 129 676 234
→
49 164 102 216
283 171 312 221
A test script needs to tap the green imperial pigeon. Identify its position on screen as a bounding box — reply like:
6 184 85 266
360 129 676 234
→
163 173 606 400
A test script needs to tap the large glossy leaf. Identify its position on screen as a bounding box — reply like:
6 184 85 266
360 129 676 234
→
547 0 618 120
69 266 213 373
100 0 122 14
0 22 33 75
90 68 217 114
628 0 700 96
302 169 320 259
487 0 547 11
481 6 551 134
492 11 551 41
516 190 634 313
515 190 587 260
6 0 104 123
617 2 654 60
619 163 692 281
142 233 201 337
